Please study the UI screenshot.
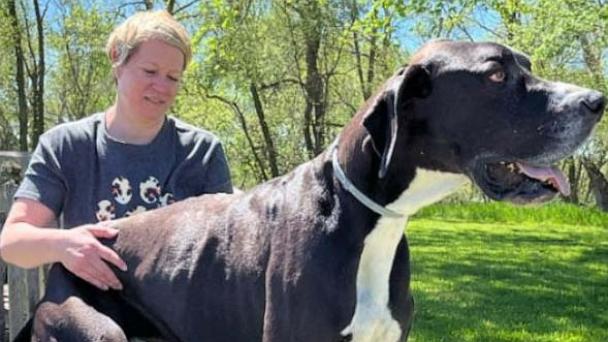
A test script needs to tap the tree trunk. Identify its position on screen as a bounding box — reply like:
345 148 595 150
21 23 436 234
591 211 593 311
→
304 27 325 156
350 0 370 101
302 102 314 159
8 0 28 151
29 0 45 148
366 34 377 97
249 83 279 177
352 29 368 101
165 0 176 14
583 160 608 212
563 157 581 204
34 0 46 144
291 2 326 158
304 37 322 155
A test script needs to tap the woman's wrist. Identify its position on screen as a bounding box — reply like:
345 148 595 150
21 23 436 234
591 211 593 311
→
46 228 70 265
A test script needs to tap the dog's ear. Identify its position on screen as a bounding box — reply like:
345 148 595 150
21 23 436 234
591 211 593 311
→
363 64 432 178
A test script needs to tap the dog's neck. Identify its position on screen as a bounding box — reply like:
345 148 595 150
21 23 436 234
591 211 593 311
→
334 129 468 219
384 169 469 216
335 131 468 341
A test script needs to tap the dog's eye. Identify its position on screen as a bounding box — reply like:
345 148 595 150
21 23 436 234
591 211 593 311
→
488 70 506 83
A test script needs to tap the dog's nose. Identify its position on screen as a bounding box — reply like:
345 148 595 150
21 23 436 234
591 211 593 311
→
581 91 605 117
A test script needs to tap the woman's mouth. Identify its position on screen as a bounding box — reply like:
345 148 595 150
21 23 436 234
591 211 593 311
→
144 95 166 105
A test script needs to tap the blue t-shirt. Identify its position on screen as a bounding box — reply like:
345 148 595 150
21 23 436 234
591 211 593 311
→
15 113 232 228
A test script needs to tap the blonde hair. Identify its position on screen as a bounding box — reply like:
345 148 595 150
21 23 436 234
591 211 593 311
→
106 10 191 71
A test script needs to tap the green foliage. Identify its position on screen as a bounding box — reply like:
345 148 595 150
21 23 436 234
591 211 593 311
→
408 218 608 341
179 0 406 186
45 1 115 122
1 0 607 199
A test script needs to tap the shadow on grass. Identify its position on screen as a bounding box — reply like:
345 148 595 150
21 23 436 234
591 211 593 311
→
407 221 608 342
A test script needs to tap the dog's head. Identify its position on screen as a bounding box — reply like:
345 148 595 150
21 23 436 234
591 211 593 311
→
363 40 605 204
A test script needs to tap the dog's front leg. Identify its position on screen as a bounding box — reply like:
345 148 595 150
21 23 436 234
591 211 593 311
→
262 272 291 342
262 265 344 342
32 298 128 342
28 265 129 341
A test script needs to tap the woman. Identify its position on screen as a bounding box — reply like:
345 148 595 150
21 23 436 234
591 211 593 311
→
0 10 232 291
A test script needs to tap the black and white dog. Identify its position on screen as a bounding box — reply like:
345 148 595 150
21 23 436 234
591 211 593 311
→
17 40 604 342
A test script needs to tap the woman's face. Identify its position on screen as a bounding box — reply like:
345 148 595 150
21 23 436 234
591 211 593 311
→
115 39 184 122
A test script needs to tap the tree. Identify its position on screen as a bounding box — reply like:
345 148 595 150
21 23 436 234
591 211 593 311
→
46 1 114 123
29 0 46 149
583 158 608 211
6 0 28 151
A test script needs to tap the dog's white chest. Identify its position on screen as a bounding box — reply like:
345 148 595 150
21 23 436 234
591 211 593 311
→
341 215 405 342
341 169 468 342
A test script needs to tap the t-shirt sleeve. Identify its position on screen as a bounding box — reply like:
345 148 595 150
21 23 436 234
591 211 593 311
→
201 141 233 194
13 133 67 216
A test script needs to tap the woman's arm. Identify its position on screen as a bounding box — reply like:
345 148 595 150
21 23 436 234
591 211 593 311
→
0 198 127 290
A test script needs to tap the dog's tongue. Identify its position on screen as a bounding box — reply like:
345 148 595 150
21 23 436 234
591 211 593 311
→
516 163 571 196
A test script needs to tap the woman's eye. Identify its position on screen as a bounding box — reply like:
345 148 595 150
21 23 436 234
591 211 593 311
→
168 76 179 82
488 70 506 83
144 69 156 75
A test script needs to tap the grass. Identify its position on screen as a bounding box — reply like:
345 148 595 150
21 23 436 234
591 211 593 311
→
414 201 608 227
406 203 608 342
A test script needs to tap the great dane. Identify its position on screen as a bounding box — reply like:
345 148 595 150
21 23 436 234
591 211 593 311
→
16 40 604 341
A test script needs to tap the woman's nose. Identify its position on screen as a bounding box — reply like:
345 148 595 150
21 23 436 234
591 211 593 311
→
151 76 176 94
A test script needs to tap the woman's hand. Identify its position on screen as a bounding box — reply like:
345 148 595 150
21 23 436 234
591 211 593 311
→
57 224 128 291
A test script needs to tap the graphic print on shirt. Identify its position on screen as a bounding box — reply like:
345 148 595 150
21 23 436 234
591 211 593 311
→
159 193 175 207
125 205 147 217
96 200 116 221
96 176 175 222
140 176 161 204
111 176 132 204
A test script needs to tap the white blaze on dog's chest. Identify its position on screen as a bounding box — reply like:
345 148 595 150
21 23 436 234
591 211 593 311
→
342 169 468 342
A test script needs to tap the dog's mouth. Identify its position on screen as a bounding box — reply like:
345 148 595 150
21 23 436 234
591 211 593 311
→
472 159 570 204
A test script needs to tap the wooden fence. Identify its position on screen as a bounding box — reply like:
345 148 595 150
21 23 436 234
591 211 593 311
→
0 151 42 342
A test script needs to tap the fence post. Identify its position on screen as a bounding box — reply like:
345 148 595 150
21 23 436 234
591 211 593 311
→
0 239 5 342
1 152 39 341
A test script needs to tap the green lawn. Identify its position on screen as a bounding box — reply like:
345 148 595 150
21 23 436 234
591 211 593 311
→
407 204 608 342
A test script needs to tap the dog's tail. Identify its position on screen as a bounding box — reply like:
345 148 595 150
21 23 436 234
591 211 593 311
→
11 317 33 342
